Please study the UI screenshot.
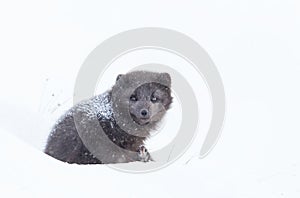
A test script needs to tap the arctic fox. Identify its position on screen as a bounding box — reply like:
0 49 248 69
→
44 71 172 164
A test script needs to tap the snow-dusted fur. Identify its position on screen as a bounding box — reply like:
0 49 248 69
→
44 71 172 164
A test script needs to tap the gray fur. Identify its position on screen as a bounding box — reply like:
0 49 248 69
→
44 71 172 164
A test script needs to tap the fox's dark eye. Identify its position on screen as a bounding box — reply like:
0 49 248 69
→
130 95 137 101
151 96 158 102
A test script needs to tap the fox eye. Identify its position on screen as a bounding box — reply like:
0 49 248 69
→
130 95 137 101
151 96 158 102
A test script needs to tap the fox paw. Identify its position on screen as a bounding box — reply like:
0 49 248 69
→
137 145 152 162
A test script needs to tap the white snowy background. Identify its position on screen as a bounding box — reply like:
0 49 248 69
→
0 0 300 197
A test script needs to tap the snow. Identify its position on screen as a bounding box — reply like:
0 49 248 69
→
1 0 300 197
1 121 300 198
73 91 114 121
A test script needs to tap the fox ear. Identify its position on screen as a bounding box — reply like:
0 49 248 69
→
116 74 123 81
160 73 171 86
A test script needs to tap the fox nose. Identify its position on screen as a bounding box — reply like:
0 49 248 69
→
140 109 149 117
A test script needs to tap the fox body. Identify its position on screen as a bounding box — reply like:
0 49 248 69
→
44 71 172 164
